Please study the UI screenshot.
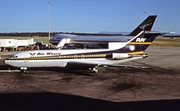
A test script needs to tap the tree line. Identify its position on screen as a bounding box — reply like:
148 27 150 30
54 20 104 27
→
0 32 122 37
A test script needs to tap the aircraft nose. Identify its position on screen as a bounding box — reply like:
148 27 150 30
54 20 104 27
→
3 58 8 64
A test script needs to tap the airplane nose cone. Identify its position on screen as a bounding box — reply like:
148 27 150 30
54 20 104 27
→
3 59 8 64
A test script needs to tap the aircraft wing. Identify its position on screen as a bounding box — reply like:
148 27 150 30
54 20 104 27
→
67 61 148 69
67 61 99 67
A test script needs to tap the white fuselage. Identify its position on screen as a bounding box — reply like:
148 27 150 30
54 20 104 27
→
4 48 144 68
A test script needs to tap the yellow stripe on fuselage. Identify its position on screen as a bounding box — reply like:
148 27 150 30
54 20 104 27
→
126 51 144 55
128 42 151 45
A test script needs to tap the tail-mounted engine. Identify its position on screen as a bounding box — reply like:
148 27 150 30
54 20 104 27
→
111 53 132 59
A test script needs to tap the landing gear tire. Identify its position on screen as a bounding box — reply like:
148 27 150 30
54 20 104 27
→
21 69 27 73
93 68 98 74
20 67 28 73
89 66 99 74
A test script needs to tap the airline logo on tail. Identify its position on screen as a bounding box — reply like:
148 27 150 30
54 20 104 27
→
136 38 147 42
139 20 153 31
129 15 157 36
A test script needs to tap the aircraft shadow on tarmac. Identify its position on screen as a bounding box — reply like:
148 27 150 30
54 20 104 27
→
0 64 179 76
0 92 180 111
31 60 180 75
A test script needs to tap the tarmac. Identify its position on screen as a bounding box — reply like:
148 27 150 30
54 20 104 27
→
0 46 180 111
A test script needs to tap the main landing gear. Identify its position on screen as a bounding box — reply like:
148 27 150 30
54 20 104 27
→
89 66 99 74
20 67 27 73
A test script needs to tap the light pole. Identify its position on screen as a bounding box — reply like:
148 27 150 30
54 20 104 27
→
46 2 53 48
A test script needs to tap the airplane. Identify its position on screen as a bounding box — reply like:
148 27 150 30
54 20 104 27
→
4 30 163 73
49 15 157 49
162 33 180 38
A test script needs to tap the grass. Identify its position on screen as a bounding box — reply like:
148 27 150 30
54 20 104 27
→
152 37 180 47
0 36 180 47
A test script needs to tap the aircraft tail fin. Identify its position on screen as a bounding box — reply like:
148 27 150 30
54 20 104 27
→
117 31 162 54
128 15 157 36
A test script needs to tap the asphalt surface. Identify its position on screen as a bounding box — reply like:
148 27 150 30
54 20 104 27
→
0 46 180 111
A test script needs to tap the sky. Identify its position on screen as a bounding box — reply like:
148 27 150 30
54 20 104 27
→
0 0 180 33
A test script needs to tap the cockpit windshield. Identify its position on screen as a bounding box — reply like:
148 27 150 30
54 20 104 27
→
10 55 18 59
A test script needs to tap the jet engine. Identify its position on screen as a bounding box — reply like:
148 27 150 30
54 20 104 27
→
111 53 132 59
